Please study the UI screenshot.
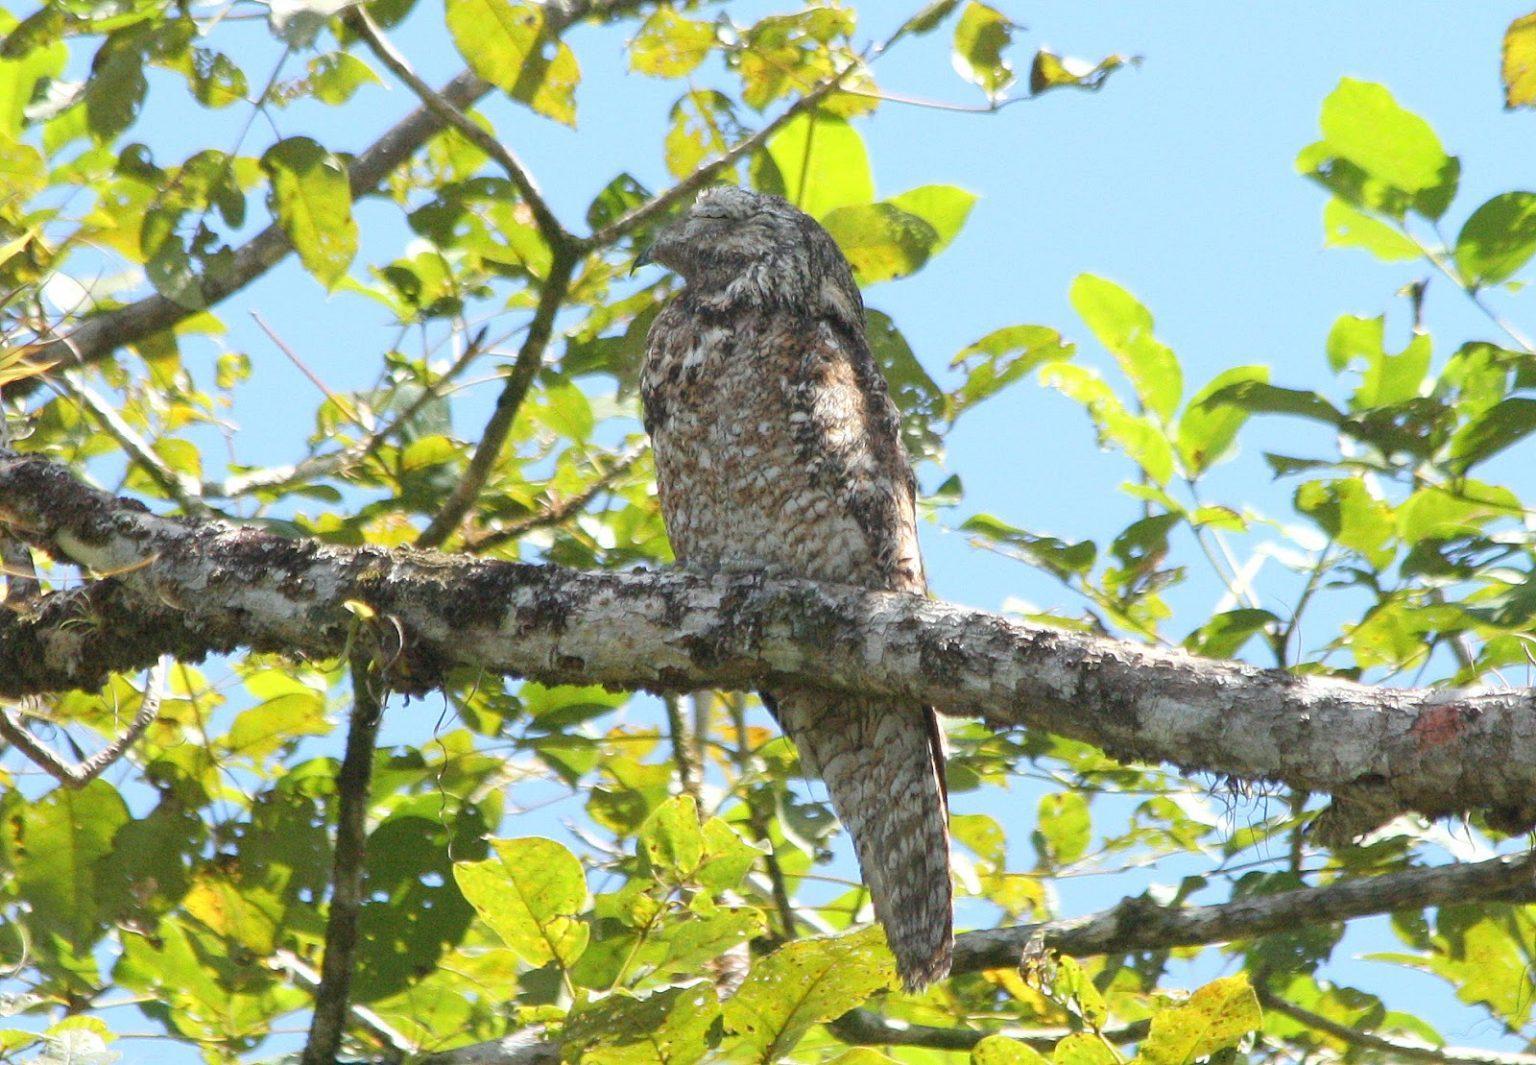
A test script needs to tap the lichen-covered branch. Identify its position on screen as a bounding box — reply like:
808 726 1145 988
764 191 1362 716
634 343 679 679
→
3 450 1536 830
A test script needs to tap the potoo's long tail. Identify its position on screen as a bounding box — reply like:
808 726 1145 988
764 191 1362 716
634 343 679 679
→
770 690 953 990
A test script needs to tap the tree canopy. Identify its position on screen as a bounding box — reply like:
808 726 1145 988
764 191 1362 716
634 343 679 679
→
2 2 1536 1063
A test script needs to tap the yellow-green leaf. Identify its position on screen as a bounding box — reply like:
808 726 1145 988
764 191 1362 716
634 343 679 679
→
1069 274 1181 420
1318 78 1451 196
261 136 357 289
723 927 895 1061
1322 198 1420 262
445 0 579 125
971 1034 1049 1064
630 6 716 78
1454 191 1536 286
454 837 590 967
952 2 1014 99
1135 974 1261 1064
1502 12 1536 108
753 110 873 219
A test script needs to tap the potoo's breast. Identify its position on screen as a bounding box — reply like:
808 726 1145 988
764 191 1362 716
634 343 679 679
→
641 309 883 584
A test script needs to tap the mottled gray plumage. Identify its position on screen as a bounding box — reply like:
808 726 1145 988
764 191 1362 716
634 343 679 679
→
638 186 953 989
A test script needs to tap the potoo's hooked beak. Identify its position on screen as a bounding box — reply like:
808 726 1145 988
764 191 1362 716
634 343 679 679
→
631 243 655 276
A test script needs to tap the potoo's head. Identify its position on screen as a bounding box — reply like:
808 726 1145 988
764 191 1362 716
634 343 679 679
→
637 186 862 320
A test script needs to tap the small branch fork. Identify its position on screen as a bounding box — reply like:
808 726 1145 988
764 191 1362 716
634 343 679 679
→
0 656 168 789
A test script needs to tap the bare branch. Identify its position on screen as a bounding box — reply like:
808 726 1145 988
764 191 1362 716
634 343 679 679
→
0 657 167 788
4 451 1536 830
415 252 578 549
1256 986 1536 1065
300 653 386 1065
828 1009 1151 1051
60 374 206 510
952 853 1535 974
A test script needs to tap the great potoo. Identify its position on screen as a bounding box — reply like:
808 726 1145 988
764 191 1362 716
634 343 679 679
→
637 185 953 989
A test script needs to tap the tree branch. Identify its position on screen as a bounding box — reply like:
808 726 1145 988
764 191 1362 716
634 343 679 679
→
952 853 1535 975
3 450 1536 830
300 653 386 1065
412 855 1536 1063
0 657 167 788
827 1009 1151 1052
1255 986 1536 1065
414 251 577 549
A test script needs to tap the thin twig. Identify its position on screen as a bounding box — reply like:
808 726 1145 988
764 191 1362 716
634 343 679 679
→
727 692 798 941
463 445 646 552
663 693 703 803
212 326 490 499
0 657 168 787
348 7 573 251
58 374 206 510
416 250 578 549
300 652 386 1065
1256 986 1536 1065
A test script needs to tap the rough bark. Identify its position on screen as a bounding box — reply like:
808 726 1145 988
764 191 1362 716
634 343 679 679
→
3 450 1536 832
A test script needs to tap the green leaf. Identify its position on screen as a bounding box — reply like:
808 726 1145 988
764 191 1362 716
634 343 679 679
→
1318 78 1454 201
1069 274 1181 419
83 39 146 144
1136 974 1262 1064
665 90 739 180
630 6 716 78
1033 791 1090 866
900 0 961 37
261 136 357 288
723 927 894 1060
1052 1032 1116 1064
1053 956 1108 1028
1314 77 1456 219
696 817 764 893
961 512 1096 578
1454 192 1536 286
1184 608 1279 659
1502 13 1536 108
1039 362 1176 484
821 203 938 284
971 1034 1049 1064
887 184 977 256
639 795 705 880
8 780 129 949
752 110 873 219
952 2 1014 99
1322 198 1421 261
653 907 767 981
864 309 945 459
1449 397 1536 471
1295 479 1396 569
306 52 380 106
563 984 722 1065
1177 364 1268 474
445 0 580 126
1028 48 1128 96
1198 380 1345 426
224 690 328 760
950 324 1073 417
454 837 590 967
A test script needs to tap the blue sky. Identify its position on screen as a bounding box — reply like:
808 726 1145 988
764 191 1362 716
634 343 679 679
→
24 1 1536 1058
